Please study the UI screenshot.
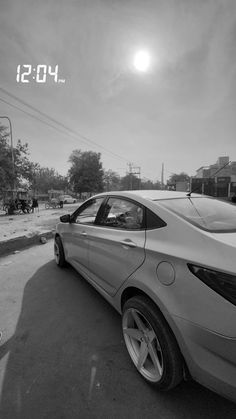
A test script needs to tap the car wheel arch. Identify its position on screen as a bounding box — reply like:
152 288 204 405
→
121 287 174 336
120 286 190 380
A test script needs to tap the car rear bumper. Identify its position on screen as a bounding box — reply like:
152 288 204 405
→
173 315 236 402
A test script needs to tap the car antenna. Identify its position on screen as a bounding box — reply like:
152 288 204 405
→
186 160 231 197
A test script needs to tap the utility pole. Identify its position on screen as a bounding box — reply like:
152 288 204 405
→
161 162 164 190
128 162 133 190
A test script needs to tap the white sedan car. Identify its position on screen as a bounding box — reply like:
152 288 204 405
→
59 195 76 204
54 190 236 402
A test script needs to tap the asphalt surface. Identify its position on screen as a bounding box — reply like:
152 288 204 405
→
0 243 236 418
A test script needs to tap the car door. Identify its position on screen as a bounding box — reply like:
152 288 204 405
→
65 197 105 274
86 197 146 296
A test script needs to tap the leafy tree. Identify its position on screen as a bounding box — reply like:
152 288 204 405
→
168 172 190 184
0 123 68 194
0 123 37 190
0 124 14 190
32 167 68 194
68 150 104 194
118 174 162 191
14 140 36 188
120 173 140 190
140 179 161 190
103 170 121 191
153 180 162 189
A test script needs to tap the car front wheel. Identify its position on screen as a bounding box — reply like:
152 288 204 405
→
54 236 66 268
122 296 183 391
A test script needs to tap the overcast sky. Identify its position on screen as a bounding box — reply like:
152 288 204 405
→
0 0 235 182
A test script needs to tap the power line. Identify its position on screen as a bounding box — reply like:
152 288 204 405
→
0 94 128 164
0 87 130 164
0 97 73 139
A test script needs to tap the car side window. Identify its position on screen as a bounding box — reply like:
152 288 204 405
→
99 198 144 230
74 197 104 224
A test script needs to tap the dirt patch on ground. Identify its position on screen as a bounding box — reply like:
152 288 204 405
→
0 203 79 242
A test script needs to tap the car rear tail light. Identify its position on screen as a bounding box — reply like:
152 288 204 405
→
188 264 236 306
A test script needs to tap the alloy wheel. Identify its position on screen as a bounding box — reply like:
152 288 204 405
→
54 241 60 264
122 308 164 382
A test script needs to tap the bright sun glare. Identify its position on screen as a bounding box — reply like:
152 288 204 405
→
133 50 151 72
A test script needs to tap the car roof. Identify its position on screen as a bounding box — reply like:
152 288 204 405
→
94 190 204 201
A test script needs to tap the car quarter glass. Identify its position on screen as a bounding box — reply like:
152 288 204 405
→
145 208 167 229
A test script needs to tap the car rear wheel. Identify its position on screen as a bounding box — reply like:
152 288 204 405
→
122 296 183 391
54 236 66 268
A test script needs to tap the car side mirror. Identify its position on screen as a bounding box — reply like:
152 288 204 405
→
60 214 71 223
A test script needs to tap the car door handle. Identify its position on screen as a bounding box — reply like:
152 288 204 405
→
120 239 137 248
80 231 87 236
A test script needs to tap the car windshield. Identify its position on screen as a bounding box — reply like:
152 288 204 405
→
157 197 236 233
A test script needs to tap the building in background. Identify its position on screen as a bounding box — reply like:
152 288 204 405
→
192 156 236 198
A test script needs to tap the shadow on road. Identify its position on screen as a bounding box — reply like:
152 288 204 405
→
0 260 236 418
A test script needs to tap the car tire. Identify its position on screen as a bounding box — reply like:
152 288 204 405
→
54 236 66 268
122 296 183 391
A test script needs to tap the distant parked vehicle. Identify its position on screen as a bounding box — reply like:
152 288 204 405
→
45 190 65 209
45 198 61 209
59 195 76 204
2 189 32 215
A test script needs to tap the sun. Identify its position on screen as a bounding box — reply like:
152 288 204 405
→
133 50 151 72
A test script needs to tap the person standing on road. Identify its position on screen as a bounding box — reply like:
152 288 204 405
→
31 198 39 213
21 200 27 213
59 196 64 208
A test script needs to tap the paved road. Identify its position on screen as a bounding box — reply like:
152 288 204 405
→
0 242 236 418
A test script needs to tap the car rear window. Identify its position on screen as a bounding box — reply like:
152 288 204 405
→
156 197 236 232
